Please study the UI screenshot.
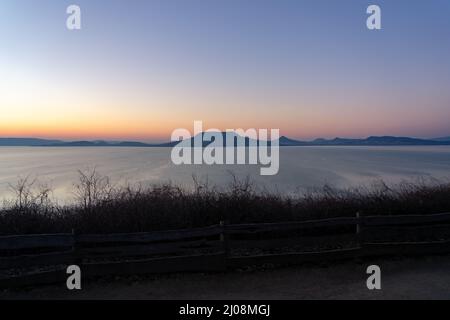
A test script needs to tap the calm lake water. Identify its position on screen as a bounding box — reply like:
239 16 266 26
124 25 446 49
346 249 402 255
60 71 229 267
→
1 146 450 204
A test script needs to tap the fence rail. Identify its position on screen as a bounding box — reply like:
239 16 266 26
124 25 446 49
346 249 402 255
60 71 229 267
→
2 212 450 288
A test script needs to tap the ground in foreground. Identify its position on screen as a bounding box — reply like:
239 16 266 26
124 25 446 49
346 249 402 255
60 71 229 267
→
2 255 450 300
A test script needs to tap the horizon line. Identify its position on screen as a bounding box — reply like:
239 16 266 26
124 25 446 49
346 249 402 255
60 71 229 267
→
1 133 449 144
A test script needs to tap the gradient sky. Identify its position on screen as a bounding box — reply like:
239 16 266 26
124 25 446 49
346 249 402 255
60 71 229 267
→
1 0 450 142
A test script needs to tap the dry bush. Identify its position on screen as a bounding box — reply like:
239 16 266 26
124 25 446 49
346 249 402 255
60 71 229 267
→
1 172 450 235
74 168 114 211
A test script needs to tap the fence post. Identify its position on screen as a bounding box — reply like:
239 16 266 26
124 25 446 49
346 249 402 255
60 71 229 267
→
71 228 80 266
220 221 225 243
356 212 360 235
220 220 229 268
356 212 363 249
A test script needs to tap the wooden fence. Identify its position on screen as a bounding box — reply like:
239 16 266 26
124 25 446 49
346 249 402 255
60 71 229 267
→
2 212 450 288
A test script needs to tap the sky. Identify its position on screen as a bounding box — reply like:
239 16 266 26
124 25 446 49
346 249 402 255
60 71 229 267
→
0 0 450 142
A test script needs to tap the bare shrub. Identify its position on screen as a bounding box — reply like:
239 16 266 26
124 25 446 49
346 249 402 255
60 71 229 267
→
1 173 450 235
8 176 36 209
74 168 113 211
7 176 53 210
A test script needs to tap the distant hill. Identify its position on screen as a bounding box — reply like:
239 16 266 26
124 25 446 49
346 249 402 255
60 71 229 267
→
0 138 161 147
0 138 62 146
42 140 167 147
279 136 308 146
1 135 450 147
191 134 450 146
299 136 450 146
40 140 176 147
432 136 450 142
175 132 264 147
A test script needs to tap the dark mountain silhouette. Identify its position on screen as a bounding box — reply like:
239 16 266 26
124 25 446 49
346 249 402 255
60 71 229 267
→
433 136 450 142
42 140 176 147
0 138 62 146
1 135 450 147
279 136 308 146
298 136 449 146
210 134 450 146
49 141 111 147
175 132 263 147
43 140 162 147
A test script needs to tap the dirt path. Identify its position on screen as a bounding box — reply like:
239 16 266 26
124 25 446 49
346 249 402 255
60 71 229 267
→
2 255 450 300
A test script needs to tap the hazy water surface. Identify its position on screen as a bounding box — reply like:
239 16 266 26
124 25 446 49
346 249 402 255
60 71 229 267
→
1 146 450 204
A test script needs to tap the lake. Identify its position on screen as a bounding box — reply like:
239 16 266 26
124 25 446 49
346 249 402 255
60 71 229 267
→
1 146 450 204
